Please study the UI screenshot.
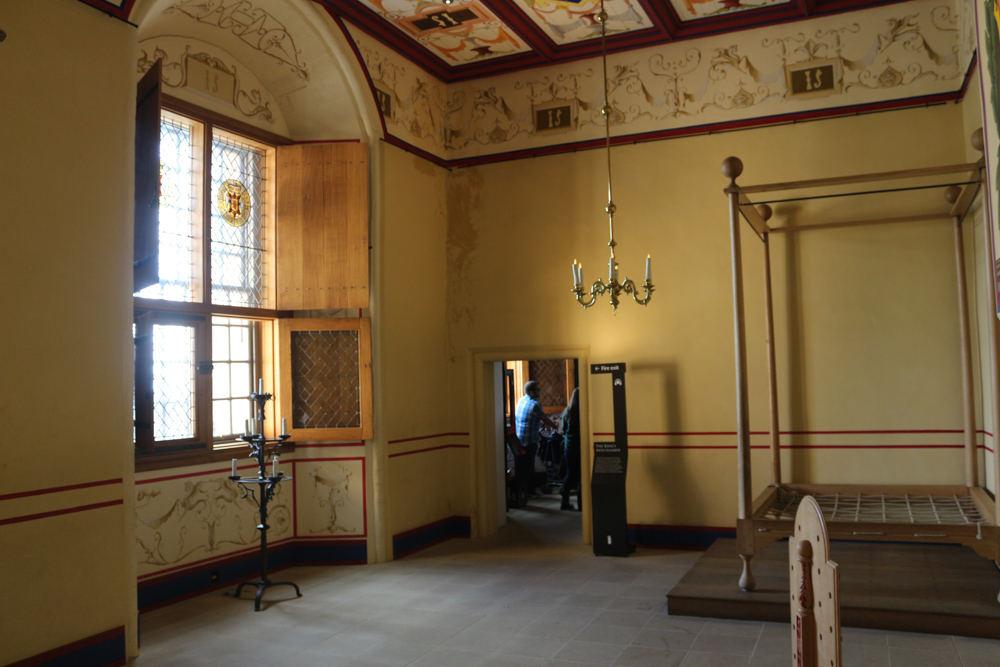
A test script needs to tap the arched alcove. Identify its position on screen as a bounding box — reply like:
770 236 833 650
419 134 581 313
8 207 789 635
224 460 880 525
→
130 0 381 142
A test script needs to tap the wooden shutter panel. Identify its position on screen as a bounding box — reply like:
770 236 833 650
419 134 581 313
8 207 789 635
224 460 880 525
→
134 60 162 292
276 143 369 310
276 318 373 441
134 310 155 451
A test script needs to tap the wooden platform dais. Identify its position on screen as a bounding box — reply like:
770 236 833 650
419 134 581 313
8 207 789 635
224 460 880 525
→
667 538 1000 639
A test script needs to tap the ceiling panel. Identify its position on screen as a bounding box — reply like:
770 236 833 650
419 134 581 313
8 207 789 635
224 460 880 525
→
667 0 792 22
354 0 532 64
315 0 918 81
516 0 655 45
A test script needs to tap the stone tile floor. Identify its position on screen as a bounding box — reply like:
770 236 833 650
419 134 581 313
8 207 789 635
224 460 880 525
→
131 493 1000 666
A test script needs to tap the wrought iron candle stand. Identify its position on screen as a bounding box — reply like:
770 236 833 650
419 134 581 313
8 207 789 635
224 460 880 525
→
229 390 300 611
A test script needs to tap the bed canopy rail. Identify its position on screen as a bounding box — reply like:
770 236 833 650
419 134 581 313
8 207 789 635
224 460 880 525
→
721 130 999 599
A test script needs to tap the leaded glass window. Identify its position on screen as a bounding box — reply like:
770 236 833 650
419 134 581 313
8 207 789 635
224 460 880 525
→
152 323 196 441
135 111 202 302
211 132 265 308
212 317 256 441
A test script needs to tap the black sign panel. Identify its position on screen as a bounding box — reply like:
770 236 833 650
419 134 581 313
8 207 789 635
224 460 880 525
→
375 88 392 119
590 363 630 557
593 441 626 480
413 9 477 31
789 64 836 95
534 105 573 132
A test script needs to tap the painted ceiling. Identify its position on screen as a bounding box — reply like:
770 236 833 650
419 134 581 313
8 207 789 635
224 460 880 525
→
91 0 914 82
314 0 910 81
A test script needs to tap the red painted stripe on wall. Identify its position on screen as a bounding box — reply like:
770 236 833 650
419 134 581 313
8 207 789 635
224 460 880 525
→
0 477 122 501
388 444 470 458
596 429 968 437
629 444 972 451
294 441 365 448
0 499 123 526
138 464 257 485
388 432 469 444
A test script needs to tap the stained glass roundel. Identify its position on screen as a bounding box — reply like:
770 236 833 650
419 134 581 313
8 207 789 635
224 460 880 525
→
217 179 251 227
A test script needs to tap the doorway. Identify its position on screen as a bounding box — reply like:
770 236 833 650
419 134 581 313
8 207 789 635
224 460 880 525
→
469 348 591 544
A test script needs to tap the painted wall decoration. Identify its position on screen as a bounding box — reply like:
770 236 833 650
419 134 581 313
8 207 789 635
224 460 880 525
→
350 27 449 157
516 0 652 44
357 0 530 64
135 457 367 577
138 38 279 125
296 459 366 536
347 0 971 162
165 0 309 81
668 0 791 22
135 473 291 575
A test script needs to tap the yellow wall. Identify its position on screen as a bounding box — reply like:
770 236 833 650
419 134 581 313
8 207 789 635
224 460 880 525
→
446 102 978 530
377 144 470 542
0 0 137 662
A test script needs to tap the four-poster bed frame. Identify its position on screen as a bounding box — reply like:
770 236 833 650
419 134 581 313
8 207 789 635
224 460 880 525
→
721 135 1000 599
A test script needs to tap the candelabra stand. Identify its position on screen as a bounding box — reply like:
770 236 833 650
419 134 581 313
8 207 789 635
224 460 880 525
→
229 390 299 611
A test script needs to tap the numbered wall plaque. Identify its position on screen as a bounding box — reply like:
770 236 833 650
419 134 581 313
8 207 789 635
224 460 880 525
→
374 87 393 121
533 100 577 134
785 58 842 100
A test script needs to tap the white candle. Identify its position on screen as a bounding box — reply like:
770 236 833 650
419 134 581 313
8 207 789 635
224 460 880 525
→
571 260 577 285
608 258 614 282
244 420 250 437
281 418 288 436
272 456 278 477
231 459 236 477
578 263 583 286
645 255 651 282
258 378 263 394
612 262 618 283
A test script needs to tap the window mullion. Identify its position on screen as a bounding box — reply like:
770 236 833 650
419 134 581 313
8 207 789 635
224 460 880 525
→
202 121 214 306
196 316 213 446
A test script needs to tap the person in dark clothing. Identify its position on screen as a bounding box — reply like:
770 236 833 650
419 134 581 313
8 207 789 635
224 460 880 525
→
561 387 581 511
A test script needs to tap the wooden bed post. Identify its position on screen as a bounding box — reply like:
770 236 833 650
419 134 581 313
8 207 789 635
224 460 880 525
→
972 127 1000 539
723 156 756 590
946 186 978 489
759 204 781 486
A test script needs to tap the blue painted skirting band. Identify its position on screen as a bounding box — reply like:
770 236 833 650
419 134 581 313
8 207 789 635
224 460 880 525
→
393 516 471 559
627 525 735 550
138 540 367 611
10 628 125 667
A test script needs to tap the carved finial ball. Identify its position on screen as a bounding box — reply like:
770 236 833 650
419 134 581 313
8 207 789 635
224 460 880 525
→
721 156 743 181
606 202 617 215
972 128 984 153
597 9 608 23
756 204 773 222
944 185 961 204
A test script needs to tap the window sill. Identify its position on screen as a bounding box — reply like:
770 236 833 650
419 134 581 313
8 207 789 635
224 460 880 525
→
135 441 296 473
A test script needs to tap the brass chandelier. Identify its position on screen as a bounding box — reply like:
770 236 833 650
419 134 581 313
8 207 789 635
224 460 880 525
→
571 0 653 315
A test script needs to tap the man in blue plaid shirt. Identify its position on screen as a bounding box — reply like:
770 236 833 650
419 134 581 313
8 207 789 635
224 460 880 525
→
515 381 558 496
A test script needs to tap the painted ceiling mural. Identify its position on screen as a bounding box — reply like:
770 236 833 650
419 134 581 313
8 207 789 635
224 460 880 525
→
355 0 532 64
669 0 791 22
347 0 974 164
519 0 654 45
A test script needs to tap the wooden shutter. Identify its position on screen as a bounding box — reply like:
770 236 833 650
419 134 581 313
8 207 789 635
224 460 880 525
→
276 318 373 441
134 60 161 292
276 143 369 310
134 310 155 451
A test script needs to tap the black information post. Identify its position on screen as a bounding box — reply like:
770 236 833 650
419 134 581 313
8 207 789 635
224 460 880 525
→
590 362 630 557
